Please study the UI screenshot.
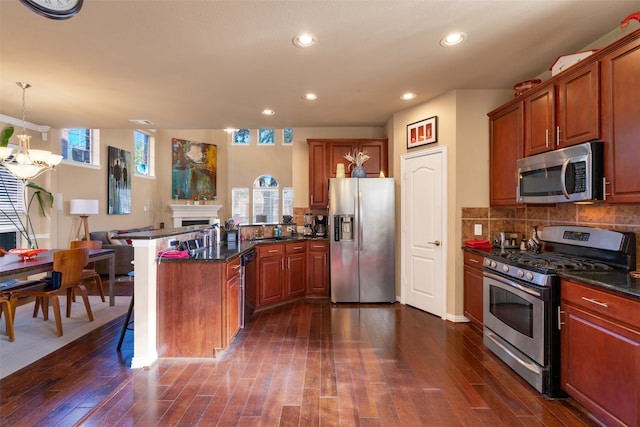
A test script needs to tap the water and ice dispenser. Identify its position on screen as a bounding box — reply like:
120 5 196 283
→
334 215 354 241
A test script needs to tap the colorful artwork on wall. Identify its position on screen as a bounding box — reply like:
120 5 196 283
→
171 138 217 201
107 146 132 214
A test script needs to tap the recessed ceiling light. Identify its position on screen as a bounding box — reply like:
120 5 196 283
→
440 32 466 47
261 109 275 116
129 119 154 125
293 33 317 48
303 93 318 101
401 92 417 100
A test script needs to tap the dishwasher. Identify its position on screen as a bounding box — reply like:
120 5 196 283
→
240 249 256 328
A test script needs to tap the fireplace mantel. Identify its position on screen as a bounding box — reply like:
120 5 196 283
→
169 204 223 227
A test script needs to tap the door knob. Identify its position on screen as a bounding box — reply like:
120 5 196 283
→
428 240 441 246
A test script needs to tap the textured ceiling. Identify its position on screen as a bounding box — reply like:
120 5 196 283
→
0 0 638 130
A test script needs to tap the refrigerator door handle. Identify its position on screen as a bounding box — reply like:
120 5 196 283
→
354 191 359 252
358 191 363 252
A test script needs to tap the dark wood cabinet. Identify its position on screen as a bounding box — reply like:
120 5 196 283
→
560 279 640 427
256 241 312 307
524 62 599 157
307 240 329 295
556 61 600 148
285 242 306 298
488 101 522 206
524 85 555 156
601 34 640 203
157 260 237 358
308 138 388 209
463 251 484 329
257 244 285 306
308 140 329 209
225 257 242 346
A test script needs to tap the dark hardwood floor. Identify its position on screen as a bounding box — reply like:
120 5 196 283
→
1 287 600 426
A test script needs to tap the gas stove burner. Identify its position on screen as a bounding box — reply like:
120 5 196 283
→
500 251 613 272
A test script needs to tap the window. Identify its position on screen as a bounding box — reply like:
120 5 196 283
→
233 129 251 145
283 128 293 144
61 128 100 165
258 128 275 145
253 175 279 223
134 130 155 176
231 188 249 225
282 187 293 216
0 169 24 249
232 178 294 224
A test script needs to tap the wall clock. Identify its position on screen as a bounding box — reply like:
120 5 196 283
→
20 0 83 20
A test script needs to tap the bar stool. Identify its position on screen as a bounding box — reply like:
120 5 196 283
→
117 267 134 351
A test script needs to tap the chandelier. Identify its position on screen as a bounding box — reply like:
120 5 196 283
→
0 82 62 180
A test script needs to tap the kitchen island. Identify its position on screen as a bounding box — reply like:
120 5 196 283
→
156 241 257 357
123 227 328 366
119 226 217 368
156 236 329 357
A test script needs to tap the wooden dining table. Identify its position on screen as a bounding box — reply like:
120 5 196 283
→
0 249 116 306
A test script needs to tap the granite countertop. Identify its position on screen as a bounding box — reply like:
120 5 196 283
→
462 246 640 300
159 236 328 264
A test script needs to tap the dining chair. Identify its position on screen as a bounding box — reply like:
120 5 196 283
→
70 240 105 302
10 247 94 337
0 292 15 341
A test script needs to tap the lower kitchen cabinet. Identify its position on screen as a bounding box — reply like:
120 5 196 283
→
285 242 307 298
307 240 329 295
255 240 329 308
560 279 640 427
157 260 235 358
225 256 242 347
463 251 484 328
257 244 285 306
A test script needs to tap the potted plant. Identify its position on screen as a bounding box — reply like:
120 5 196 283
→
343 149 370 178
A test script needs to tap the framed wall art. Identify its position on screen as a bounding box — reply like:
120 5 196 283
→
172 138 217 201
107 146 132 214
407 116 437 149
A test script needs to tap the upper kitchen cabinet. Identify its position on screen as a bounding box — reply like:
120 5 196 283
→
524 62 600 156
308 140 329 209
308 138 388 209
524 84 555 156
488 101 523 206
556 62 600 147
601 33 640 203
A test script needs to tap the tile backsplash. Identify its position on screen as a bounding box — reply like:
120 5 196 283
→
462 204 640 268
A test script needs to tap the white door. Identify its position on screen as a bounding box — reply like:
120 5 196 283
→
401 147 447 318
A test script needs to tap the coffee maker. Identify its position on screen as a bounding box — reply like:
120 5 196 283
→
303 213 314 236
314 215 327 237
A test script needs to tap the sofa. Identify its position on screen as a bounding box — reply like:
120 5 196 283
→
89 226 153 276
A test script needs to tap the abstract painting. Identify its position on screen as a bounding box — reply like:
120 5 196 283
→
107 146 132 214
171 138 217 201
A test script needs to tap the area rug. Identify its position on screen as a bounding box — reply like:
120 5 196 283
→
0 295 131 379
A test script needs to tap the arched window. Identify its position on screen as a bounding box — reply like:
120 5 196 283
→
253 175 279 223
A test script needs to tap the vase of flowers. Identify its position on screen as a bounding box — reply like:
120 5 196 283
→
344 149 370 178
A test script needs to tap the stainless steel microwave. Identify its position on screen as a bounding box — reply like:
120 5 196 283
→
517 141 604 204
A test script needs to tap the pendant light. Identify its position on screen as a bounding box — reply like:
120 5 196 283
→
0 82 62 180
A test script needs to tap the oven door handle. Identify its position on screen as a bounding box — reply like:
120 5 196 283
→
485 330 542 375
483 271 542 298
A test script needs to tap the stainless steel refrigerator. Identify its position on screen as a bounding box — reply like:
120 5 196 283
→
329 178 395 303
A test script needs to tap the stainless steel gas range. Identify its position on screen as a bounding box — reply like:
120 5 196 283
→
482 225 636 397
